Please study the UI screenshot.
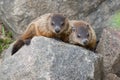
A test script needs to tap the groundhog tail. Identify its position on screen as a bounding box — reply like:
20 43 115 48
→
11 39 25 55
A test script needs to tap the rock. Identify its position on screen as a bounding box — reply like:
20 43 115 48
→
96 28 120 77
0 37 103 80
0 0 59 37
85 0 120 39
104 73 120 80
1 0 120 39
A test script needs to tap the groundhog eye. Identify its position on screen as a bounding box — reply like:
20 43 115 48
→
87 33 89 37
61 22 64 26
77 34 81 38
51 22 55 26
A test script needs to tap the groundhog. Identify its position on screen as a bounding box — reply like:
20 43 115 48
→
68 20 97 50
11 13 70 55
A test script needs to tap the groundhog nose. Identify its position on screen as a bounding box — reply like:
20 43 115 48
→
83 39 88 45
55 28 60 33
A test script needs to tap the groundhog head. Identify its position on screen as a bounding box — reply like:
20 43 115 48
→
49 13 69 34
69 21 92 47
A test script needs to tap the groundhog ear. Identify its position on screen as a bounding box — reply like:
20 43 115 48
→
62 14 67 17
62 14 68 19
72 27 76 31
86 24 90 29
49 14 52 19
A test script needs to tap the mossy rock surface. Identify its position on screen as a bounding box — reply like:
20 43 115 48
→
109 12 120 29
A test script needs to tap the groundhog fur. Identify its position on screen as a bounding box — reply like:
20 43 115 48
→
69 20 97 51
11 13 71 55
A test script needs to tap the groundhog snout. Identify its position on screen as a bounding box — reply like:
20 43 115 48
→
55 27 61 33
82 39 88 45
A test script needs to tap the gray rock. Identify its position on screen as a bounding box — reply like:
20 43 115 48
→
1 0 120 39
0 37 103 80
0 0 59 37
96 28 120 77
81 0 120 39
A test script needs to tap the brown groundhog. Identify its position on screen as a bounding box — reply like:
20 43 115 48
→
68 20 97 50
11 13 70 55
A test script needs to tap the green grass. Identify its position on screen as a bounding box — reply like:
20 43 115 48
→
0 25 13 54
109 12 120 29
